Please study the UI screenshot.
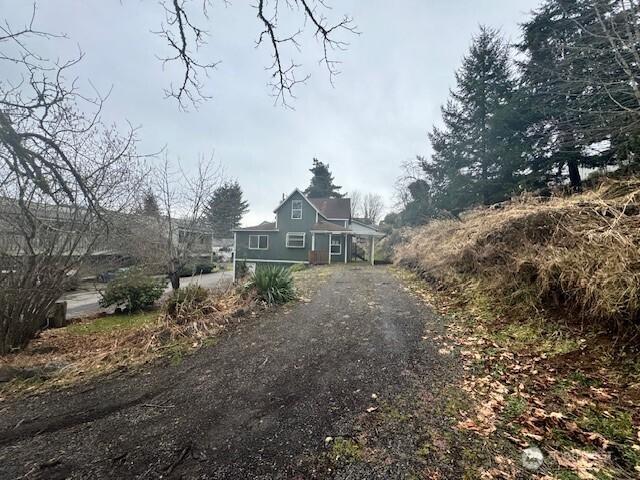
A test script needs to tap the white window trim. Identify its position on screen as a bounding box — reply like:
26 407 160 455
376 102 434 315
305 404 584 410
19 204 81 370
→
248 234 269 250
330 237 342 255
286 232 306 249
291 200 303 220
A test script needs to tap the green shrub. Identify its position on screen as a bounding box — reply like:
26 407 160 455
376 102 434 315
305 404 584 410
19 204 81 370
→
99 269 165 312
246 266 296 305
164 284 209 318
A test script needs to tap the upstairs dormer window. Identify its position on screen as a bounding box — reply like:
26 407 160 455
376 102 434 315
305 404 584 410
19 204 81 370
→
291 199 303 219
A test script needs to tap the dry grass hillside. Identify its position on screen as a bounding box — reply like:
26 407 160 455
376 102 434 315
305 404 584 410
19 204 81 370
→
394 178 640 478
395 177 640 335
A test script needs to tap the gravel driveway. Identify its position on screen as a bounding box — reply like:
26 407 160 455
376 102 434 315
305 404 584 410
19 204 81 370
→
0 266 456 479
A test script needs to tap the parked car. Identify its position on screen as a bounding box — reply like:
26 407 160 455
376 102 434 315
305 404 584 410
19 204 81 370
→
97 267 130 283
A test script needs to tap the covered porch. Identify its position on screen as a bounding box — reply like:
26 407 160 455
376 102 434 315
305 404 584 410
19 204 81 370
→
308 220 385 266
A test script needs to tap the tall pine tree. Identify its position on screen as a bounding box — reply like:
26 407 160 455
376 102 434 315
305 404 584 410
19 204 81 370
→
425 27 522 213
205 181 249 238
305 158 343 198
519 0 637 189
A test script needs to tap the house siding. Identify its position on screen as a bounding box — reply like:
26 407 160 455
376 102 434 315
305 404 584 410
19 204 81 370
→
233 191 357 271
235 191 317 264
311 232 351 262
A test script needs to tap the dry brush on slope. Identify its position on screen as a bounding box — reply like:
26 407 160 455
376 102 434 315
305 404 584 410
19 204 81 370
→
0 285 254 399
394 177 640 336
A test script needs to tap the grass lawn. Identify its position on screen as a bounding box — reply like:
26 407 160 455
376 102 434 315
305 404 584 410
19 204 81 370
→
65 311 158 335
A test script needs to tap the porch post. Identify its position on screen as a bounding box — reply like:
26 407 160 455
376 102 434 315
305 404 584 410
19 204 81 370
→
311 232 315 251
232 232 237 281
328 233 332 265
371 236 375 266
344 233 348 264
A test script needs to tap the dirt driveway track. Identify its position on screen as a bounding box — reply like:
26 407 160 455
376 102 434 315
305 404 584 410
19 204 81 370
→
0 266 455 479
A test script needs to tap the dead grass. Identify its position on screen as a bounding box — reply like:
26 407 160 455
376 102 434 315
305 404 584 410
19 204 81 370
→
394 268 640 479
0 285 254 399
392 179 640 477
394 177 640 335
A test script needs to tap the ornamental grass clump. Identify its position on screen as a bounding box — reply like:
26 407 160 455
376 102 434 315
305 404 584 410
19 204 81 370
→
163 284 210 321
246 266 296 305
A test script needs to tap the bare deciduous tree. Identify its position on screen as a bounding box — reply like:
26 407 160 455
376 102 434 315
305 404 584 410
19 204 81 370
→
540 1 640 149
155 0 359 108
149 154 222 290
393 159 425 210
350 190 384 224
0 11 144 353
350 190 362 217
582 1 640 119
361 193 384 225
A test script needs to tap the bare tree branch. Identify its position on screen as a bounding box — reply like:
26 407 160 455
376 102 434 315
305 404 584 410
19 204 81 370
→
153 0 357 108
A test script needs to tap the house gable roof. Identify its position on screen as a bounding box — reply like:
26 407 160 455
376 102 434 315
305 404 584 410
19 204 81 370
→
273 189 351 220
308 197 351 220
273 188 323 216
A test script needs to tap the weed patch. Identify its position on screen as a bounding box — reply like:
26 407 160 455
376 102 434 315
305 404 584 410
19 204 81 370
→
329 437 363 463
0 285 255 399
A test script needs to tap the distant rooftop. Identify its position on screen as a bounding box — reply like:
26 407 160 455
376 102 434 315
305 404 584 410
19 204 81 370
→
234 221 277 232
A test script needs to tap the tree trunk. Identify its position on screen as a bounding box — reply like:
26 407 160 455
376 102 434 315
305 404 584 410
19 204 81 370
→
567 159 582 190
169 271 180 290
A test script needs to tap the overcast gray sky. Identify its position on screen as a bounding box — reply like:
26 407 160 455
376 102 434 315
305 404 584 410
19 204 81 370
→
3 0 541 226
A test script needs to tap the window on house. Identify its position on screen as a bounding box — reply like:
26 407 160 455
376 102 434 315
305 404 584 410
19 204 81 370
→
330 238 342 255
286 232 306 248
291 200 303 219
249 235 269 250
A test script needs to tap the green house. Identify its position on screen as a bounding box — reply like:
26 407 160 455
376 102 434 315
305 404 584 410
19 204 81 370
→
232 189 384 277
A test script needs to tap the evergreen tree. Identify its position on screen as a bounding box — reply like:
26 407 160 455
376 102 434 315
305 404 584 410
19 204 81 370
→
305 158 343 198
519 0 637 189
205 181 249 238
519 1 593 189
425 27 522 213
140 189 160 217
